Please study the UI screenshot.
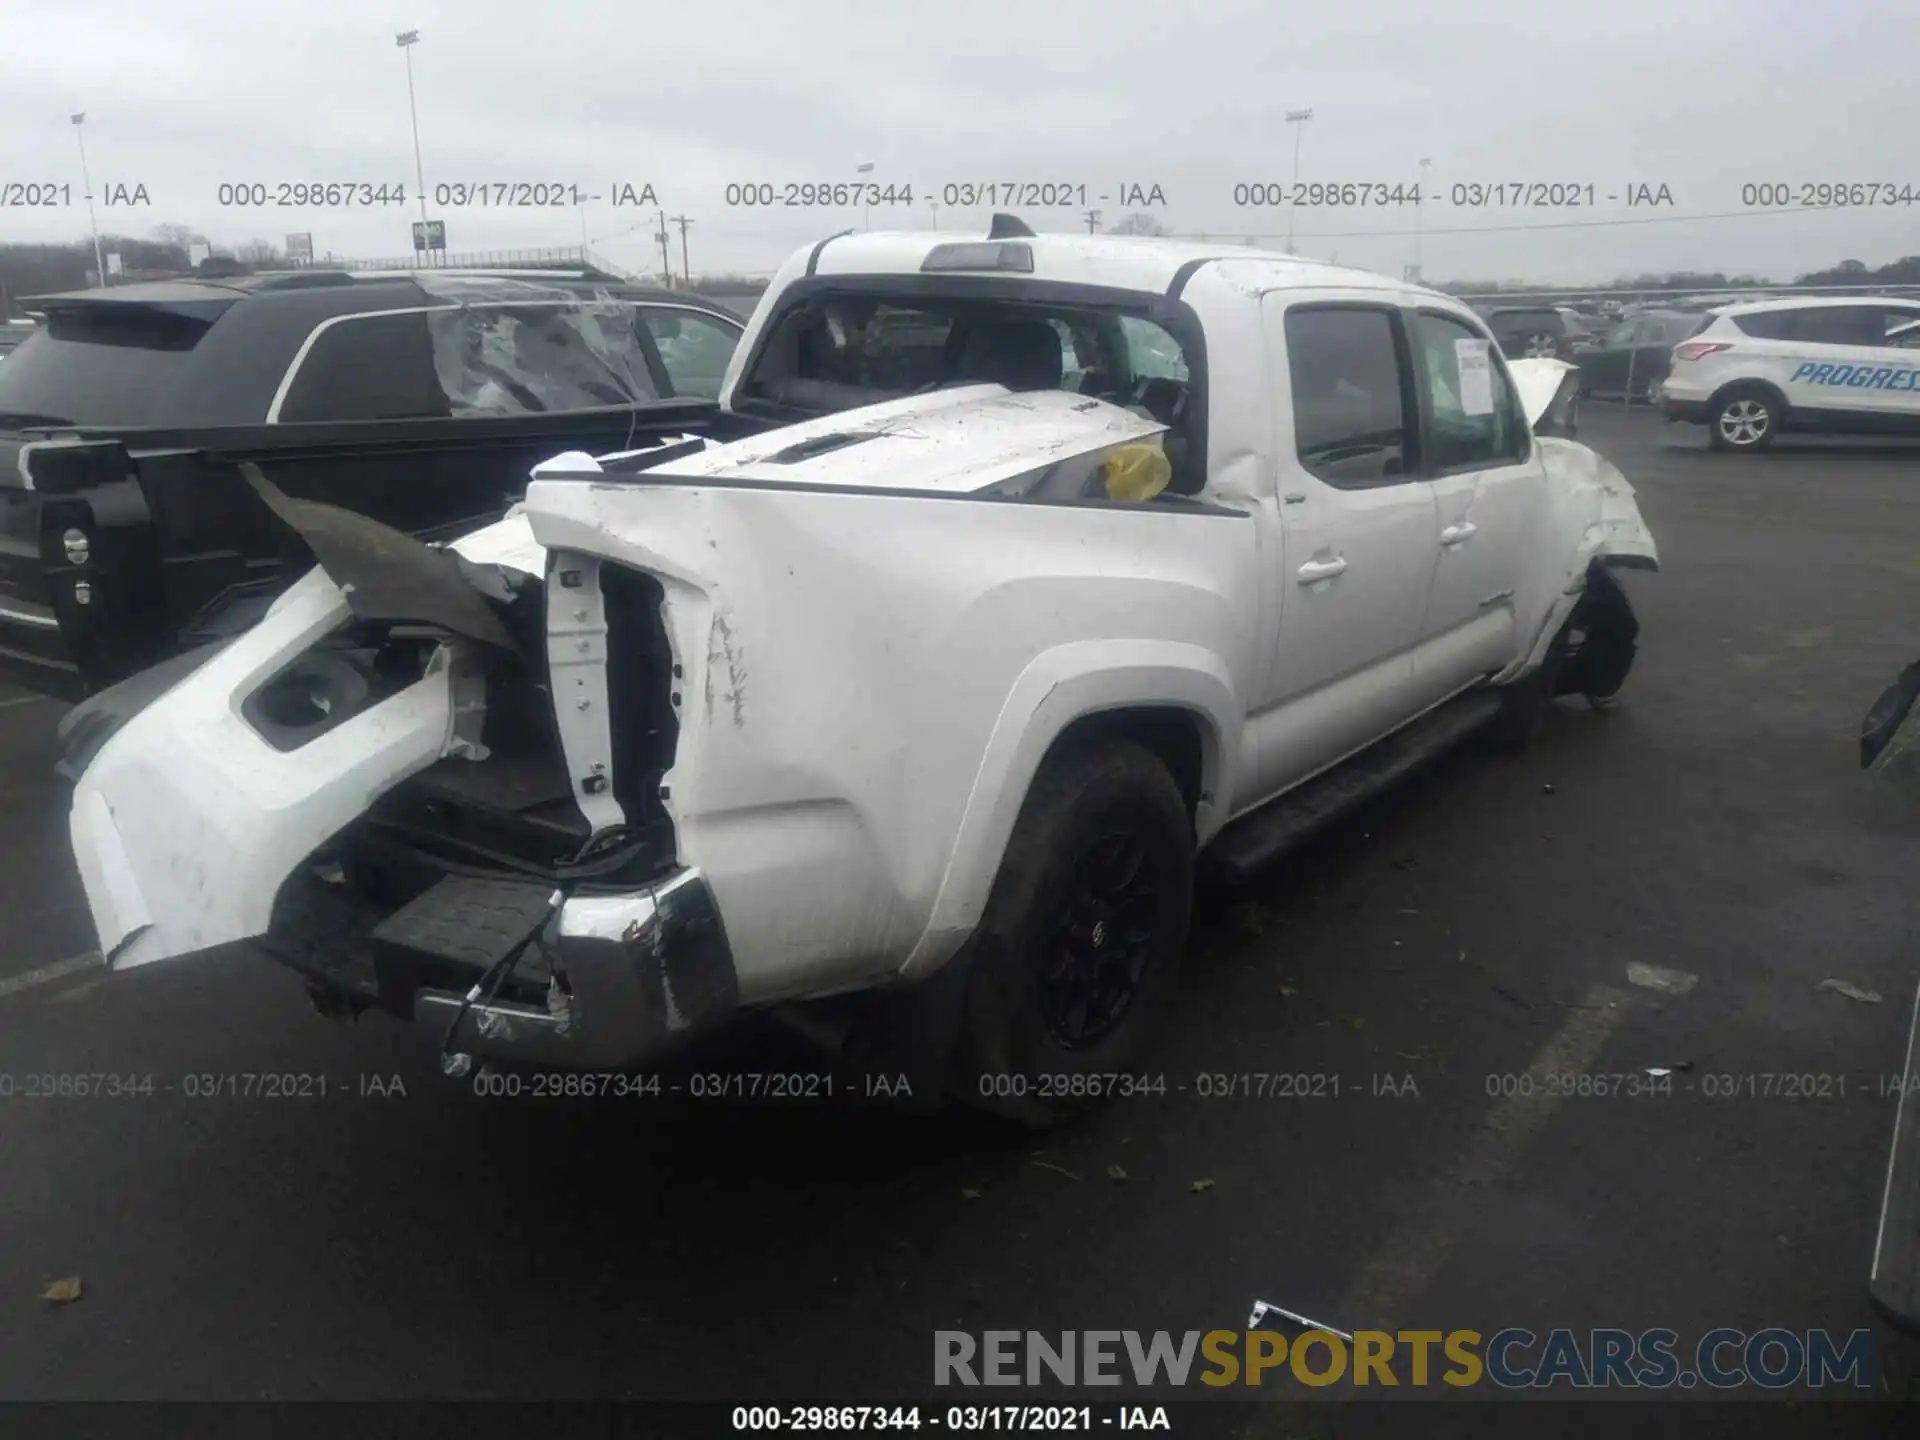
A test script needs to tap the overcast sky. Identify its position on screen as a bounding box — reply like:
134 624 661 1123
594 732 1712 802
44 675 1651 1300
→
5 0 1917 284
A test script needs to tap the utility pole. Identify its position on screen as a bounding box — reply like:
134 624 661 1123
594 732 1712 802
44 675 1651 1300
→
1285 106 1314 253
396 31 430 264
856 161 875 230
654 210 672 287
70 113 107 288
1083 209 1102 234
669 215 694 285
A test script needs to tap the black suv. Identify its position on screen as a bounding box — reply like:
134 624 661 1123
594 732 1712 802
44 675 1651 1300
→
1469 303 1581 362
0 270 748 696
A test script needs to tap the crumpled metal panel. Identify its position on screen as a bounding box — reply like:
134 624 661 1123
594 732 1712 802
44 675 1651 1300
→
240 463 521 656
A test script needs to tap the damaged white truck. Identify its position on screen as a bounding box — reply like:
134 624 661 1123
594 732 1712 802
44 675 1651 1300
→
62 222 1657 1123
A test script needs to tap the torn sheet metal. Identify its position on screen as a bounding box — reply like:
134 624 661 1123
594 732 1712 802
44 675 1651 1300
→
241 463 520 655
67 566 468 969
414 276 660 417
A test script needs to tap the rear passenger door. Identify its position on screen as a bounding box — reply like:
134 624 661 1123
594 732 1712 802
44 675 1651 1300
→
1251 298 1438 798
1408 309 1545 690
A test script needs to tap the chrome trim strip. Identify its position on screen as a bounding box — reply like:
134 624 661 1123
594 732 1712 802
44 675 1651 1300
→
0 601 60 630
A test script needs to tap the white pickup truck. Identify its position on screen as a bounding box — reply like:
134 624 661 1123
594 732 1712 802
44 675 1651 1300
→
63 223 1656 1123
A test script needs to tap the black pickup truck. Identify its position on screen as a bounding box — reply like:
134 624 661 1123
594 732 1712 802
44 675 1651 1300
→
0 269 751 698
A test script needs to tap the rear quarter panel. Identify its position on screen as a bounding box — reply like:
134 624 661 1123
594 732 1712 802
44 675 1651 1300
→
525 479 1259 1000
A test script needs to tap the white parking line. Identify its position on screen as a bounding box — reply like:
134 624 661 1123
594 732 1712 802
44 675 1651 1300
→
0 949 106 1001
1335 982 1637 1332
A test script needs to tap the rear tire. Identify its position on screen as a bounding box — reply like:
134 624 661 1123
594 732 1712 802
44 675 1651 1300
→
954 741 1193 1128
1708 384 1780 452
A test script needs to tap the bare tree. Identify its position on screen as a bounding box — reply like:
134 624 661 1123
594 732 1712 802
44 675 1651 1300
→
1109 212 1169 237
150 223 201 249
233 238 283 265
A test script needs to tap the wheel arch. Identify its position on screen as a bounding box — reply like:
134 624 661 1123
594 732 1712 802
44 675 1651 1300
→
893 641 1242 983
1708 374 1790 420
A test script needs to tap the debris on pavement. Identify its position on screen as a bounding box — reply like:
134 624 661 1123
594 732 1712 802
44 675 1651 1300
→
40 1277 82 1305
1106 1164 1129 1183
1248 1299 1356 1343
961 1188 982 1201
1645 1062 1695 1078
1626 962 1700 997
1031 1159 1081 1181
1189 1178 1216 1194
1817 979 1883 1004
1279 982 1298 997
1491 984 1533 1010
1543 783 1556 795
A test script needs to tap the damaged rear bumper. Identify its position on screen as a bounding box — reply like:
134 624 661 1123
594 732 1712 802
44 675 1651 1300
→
410 868 739 1071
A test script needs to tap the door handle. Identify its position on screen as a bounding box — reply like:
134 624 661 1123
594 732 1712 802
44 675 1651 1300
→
1296 556 1349 584
1440 522 1478 546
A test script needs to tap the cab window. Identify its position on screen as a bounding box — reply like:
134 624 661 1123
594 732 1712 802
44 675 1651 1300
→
1283 305 1414 487
1411 312 1529 470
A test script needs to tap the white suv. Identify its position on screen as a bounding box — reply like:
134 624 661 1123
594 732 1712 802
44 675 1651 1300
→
1662 296 1920 451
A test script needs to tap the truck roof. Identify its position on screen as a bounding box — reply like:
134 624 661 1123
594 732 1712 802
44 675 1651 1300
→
809 229 1434 300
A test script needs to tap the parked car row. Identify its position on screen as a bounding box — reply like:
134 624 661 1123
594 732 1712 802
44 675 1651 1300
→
1466 291 1920 450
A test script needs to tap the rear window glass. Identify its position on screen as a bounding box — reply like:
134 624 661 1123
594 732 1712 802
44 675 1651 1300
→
1486 309 1561 335
1730 310 1800 340
278 311 449 423
741 294 1191 416
0 306 221 426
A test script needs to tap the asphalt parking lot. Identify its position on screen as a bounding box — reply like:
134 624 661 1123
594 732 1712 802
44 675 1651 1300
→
3 405 1920 1428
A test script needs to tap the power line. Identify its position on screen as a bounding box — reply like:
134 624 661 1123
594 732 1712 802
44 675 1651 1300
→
1174 202 1890 244
1083 208 1101 234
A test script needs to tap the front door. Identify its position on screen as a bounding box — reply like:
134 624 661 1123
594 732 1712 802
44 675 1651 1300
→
1407 309 1545 694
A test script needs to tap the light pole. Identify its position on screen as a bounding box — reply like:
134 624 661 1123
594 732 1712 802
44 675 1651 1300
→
1413 156 1432 280
857 161 875 230
70 114 107 288
929 198 939 230
396 30 430 262
1285 106 1314 253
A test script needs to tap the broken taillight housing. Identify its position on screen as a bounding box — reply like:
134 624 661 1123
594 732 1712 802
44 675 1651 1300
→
1673 341 1733 361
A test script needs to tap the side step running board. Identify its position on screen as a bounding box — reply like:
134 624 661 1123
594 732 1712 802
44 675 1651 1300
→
1205 690 1502 886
